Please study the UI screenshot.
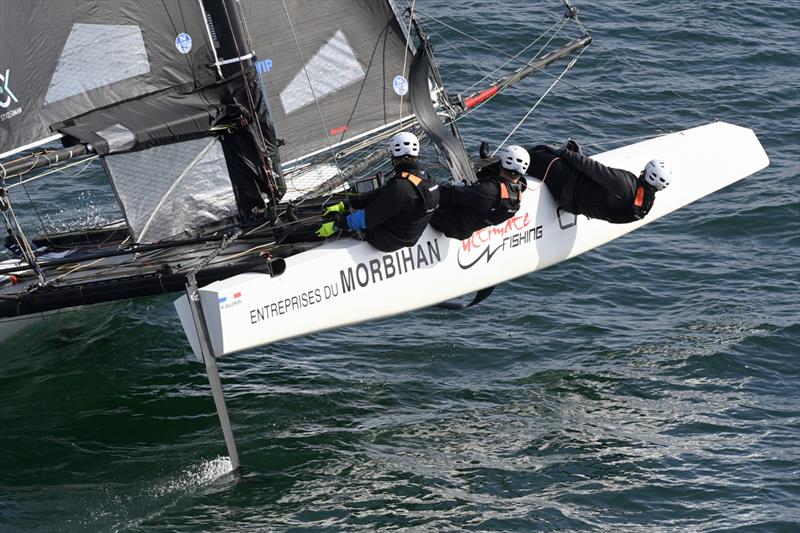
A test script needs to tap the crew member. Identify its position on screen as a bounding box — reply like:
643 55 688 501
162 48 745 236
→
529 142 671 223
316 132 439 252
430 145 529 240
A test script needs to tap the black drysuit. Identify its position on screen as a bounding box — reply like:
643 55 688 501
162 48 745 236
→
430 167 525 240
347 160 439 252
528 145 655 223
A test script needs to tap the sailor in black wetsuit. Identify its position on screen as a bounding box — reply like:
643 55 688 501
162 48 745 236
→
430 145 529 240
529 142 672 223
315 132 439 252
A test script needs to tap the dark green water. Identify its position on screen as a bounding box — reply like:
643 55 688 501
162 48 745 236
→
2 1 799 531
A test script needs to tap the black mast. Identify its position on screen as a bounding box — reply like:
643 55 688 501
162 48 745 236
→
202 0 286 217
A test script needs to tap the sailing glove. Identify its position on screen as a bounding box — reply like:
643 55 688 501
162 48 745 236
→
316 212 350 238
323 201 346 217
316 221 337 238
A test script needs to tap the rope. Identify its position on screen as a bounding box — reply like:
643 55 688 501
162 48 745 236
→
417 7 673 135
462 17 567 94
415 9 538 63
525 155 560 194
20 180 52 243
280 0 344 177
186 228 243 277
1 199 45 284
427 26 488 78
493 49 586 156
6 156 98 189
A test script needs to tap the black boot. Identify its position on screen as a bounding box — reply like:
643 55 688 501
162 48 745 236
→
564 138 581 153
479 141 491 160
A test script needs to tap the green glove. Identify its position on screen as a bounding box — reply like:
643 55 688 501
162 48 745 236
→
323 201 346 217
316 221 337 238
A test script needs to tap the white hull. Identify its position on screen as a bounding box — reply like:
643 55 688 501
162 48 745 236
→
177 122 762 355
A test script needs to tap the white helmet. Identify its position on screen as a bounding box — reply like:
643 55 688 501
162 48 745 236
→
389 131 420 157
500 145 530 175
643 159 671 191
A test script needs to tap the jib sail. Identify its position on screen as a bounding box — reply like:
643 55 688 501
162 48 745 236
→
238 0 415 166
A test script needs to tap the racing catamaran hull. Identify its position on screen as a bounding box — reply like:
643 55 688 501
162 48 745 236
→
175 121 769 357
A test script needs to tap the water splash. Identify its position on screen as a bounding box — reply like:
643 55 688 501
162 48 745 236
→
151 456 234 498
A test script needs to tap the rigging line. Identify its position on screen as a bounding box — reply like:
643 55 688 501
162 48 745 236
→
426 26 488 77
332 23 393 160
211 242 274 262
48 258 104 284
20 180 52 244
6 156 99 190
1 152 47 180
582 133 667 149
461 17 567 94
455 45 672 134
415 9 565 66
580 122 718 149
281 0 342 174
186 227 242 276
233 0 256 54
280 0 343 177
493 49 586 156
1 201 45 284
399 0 417 126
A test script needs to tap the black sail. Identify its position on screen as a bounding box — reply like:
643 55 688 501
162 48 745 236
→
0 0 217 158
239 0 415 165
408 47 475 185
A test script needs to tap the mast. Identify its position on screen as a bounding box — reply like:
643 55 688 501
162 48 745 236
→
202 0 286 209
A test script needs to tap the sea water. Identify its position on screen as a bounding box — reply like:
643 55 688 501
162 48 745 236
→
1 0 798 530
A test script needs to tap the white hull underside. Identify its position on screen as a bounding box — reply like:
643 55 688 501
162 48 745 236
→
174 121 769 358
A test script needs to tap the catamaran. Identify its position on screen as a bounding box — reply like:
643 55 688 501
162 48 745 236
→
0 1 768 469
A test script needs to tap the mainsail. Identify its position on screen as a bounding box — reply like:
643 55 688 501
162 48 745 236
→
0 0 290 237
239 0 415 166
0 0 217 157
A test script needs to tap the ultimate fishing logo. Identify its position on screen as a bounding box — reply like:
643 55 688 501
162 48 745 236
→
457 213 543 269
0 68 22 122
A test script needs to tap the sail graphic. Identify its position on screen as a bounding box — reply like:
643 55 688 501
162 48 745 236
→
280 30 366 115
44 24 151 104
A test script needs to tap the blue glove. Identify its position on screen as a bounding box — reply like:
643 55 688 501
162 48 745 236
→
346 210 367 231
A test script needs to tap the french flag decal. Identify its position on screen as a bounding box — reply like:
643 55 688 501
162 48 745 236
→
219 292 243 304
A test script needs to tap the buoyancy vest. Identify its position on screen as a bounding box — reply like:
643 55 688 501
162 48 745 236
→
398 169 439 239
483 177 524 225
605 176 656 223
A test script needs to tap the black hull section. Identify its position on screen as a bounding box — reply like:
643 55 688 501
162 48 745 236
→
0 259 280 319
